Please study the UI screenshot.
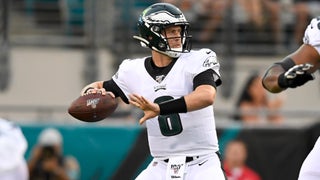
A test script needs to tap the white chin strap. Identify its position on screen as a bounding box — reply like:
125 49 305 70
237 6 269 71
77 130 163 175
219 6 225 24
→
166 47 183 58
163 50 181 58
151 47 182 58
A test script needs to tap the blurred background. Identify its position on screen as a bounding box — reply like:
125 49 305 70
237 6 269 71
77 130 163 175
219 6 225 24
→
1 0 320 179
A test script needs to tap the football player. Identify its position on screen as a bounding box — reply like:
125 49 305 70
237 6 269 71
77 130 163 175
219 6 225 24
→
80 3 226 180
262 16 320 180
0 118 29 180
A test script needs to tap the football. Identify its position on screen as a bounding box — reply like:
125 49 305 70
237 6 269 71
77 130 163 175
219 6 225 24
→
68 93 118 122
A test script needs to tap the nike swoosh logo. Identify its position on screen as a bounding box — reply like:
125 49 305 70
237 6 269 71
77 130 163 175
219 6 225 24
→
198 160 208 166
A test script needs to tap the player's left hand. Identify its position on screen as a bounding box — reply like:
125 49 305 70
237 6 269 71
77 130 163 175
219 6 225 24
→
129 94 160 124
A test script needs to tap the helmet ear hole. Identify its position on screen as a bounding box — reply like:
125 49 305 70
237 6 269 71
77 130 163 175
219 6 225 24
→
152 26 161 33
158 42 166 50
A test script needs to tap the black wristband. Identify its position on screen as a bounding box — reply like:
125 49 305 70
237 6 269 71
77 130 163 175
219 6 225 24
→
275 57 295 71
84 87 94 93
159 97 187 115
278 73 288 88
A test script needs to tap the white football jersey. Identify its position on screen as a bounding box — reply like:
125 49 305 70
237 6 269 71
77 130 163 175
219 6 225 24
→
112 48 221 158
0 118 28 173
303 16 320 55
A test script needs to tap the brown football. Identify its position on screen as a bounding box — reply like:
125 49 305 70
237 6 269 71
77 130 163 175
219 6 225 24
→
68 93 118 122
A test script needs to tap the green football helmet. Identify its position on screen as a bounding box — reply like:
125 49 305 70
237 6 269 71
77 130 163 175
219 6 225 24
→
133 3 192 58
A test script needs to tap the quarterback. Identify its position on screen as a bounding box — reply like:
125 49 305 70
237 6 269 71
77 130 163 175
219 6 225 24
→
262 16 320 179
80 3 226 180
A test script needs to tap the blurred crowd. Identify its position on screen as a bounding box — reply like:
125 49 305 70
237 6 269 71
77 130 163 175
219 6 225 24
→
163 0 320 47
223 139 261 180
233 72 285 125
28 128 80 180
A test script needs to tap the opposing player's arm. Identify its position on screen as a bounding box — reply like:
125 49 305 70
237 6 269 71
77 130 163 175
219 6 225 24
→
262 62 289 93
262 44 320 93
291 44 320 71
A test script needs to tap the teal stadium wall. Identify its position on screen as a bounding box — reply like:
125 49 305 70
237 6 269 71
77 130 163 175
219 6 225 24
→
22 125 151 180
21 123 320 180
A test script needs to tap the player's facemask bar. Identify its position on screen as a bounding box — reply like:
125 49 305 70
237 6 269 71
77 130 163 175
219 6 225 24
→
133 23 192 58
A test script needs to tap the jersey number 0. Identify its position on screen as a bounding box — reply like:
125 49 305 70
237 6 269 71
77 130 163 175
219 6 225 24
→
155 96 183 136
